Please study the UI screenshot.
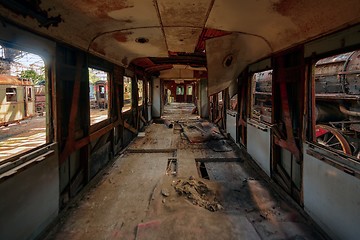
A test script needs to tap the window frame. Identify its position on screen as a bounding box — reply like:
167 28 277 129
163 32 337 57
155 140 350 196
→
88 67 111 126
308 49 360 163
249 69 273 124
5 87 17 102
122 75 132 112
0 44 49 166
137 78 144 106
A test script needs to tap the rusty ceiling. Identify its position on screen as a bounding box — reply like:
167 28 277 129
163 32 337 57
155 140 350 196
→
0 0 359 94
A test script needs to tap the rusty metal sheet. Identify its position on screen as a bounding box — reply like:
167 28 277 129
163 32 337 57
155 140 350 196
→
157 0 212 27
206 33 271 96
316 52 354 66
0 75 33 86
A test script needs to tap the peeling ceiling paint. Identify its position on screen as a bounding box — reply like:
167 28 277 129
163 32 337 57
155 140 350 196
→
157 0 212 27
0 0 359 90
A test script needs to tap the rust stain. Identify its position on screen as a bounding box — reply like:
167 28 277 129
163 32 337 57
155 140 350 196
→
122 57 129 66
90 42 106 55
113 31 133 43
0 75 33 85
273 0 302 15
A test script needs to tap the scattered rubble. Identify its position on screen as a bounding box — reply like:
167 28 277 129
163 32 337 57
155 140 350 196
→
173 177 223 212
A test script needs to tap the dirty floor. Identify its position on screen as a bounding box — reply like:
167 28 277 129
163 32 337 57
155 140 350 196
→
45 103 324 240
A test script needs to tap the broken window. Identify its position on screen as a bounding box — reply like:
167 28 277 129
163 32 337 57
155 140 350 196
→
138 79 143 106
88 67 109 125
123 76 132 112
0 45 47 162
312 50 360 160
250 70 273 124
5 88 17 102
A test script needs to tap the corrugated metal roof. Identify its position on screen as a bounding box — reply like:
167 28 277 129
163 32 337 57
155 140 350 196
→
0 75 33 86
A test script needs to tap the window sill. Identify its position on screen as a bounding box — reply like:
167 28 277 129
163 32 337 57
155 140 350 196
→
306 142 360 179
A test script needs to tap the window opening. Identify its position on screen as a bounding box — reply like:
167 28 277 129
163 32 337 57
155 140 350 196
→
138 79 143 106
0 45 46 162
89 67 109 125
27 87 32 101
123 76 132 112
313 50 360 160
176 85 184 95
147 81 151 104
250 70 273 124
5 88 17 102
186 84 193 95
218 91 223 104
229 94 238 111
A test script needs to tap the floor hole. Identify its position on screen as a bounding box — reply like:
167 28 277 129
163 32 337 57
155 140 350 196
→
198 162 209 179
166 158 177 176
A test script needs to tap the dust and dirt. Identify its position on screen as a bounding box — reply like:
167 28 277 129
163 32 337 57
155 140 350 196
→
173 177 223 212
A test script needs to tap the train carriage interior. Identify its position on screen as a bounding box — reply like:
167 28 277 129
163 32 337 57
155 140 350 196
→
0 0 359 239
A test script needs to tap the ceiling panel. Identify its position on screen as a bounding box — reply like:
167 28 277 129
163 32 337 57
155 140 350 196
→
164 27 202 53
89 28 168 67
157 0 212 27
206 0 360 52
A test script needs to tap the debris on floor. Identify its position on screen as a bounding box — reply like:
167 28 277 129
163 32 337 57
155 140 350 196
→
206 139 232 152
182 121 225 143
173 177 223 212
173 121 183 134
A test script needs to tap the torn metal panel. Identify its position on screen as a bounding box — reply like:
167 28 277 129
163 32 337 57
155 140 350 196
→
164 27 202 53
195 28 231 53
157 0 212 27
206 33 271 96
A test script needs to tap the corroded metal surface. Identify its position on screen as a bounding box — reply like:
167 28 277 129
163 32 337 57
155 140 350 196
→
0 75 33 86
0 0 358 80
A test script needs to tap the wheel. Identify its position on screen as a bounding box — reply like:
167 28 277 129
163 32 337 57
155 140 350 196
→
315 124 352 155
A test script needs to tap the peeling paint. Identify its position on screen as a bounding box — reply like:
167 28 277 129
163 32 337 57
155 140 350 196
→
113 31 133 43
0 0 62 28
72 0 134 19
157 0 211 27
